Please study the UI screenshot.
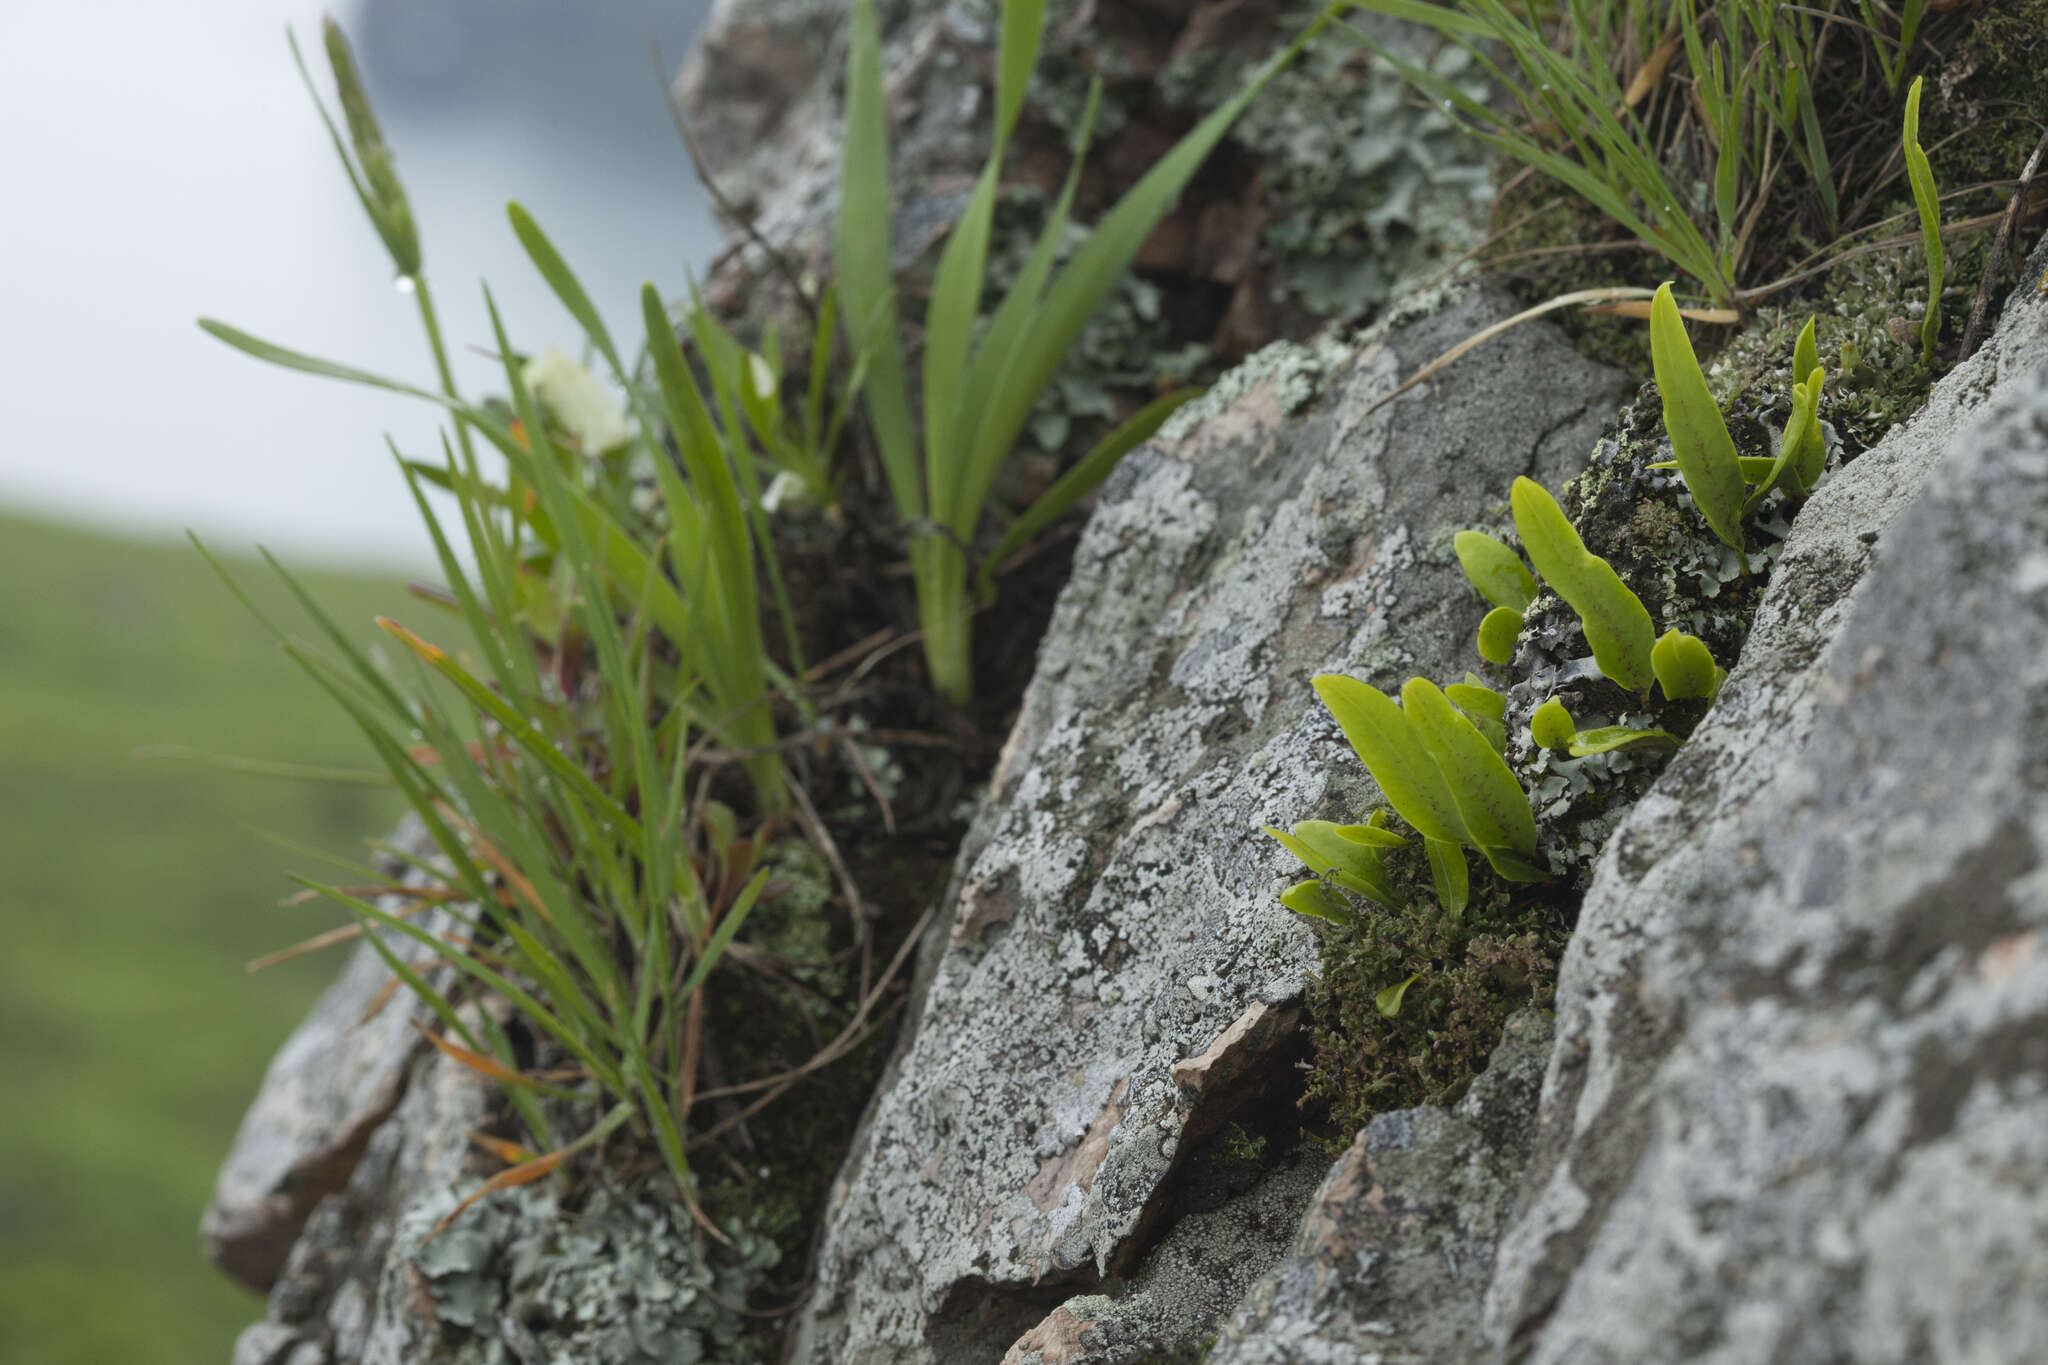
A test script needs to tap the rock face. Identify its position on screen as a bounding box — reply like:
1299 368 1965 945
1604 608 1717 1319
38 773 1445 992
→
206 0 2048 1355
1481 238 2048 1365
1207 1009 1554 1365
678 0 1491 358
204 822 440 1293
790 288 1631 1363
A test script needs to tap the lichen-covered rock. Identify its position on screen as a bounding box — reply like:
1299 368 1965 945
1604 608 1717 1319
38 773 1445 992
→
228 1039 780 1365
1205 1009 1554 1365
1484 235 2048 1363
998 1145 1330 1365
204 819 440 1292
678 0 1491 375
790 283 1630 1363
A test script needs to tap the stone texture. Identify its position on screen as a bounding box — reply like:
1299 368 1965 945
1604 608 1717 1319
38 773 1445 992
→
677 0 1491 353
203 819 439 1292
1000 1144 1332 1365
1484 235 2048 1364
1206 1010 1554 1365
790 284 1631 1363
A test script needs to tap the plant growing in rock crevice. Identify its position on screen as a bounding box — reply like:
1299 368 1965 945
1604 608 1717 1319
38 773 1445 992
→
836 0 1340 704
1277 294 1849 1136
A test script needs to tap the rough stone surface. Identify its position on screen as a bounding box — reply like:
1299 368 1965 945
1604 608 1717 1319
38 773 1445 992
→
203 818 439 1292
1000 1144 1331 1365
1485 235 2048 1363
678 0 1491 354
790 284 1631 1364
1206 1010 1554 1365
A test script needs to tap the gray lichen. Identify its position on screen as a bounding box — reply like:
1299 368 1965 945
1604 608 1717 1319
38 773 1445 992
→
394 1183 779 1365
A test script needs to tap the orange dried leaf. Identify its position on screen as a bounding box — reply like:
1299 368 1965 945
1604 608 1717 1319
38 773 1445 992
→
467 1130 539 1166
376 616 447 665
356 975 404 1027
412 1020 542 1089
1621 33 1679 110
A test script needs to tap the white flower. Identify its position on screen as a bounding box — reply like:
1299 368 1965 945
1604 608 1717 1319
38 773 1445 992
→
521 346 633 455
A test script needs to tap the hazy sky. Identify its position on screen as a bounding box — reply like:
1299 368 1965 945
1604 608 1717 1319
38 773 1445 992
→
0 0 721 567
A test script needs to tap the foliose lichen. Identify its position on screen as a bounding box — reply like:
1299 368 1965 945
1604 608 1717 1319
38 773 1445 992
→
397 1182 779 1365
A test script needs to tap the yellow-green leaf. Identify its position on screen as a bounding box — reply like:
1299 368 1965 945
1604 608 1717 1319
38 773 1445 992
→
1477 606 1523 666
1311 675 1469 845
1375 971 1423 1018
1509 477 1655 692
1402 678 1537 858
1651 628 1719 701
1530 698 1576 750
1649 283 1748 561
1454 530 1537 612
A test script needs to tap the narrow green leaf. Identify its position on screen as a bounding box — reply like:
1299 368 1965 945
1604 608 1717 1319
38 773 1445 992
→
1649 284 1748 561
1280 880 1356 927
1454 530 1538 612
1290 820 1400 907
1792 316 1821 390
837 0 920 521
1444 680 1505 724
1401 678 1538 859
1509 478 1655 692
1424 837 1468 918
1567 725 1681 756
975 387 1201 601
1903 77 1944 365
1333 822 1408 850
1743 367 1826 513
1311 674 1468 845
956 11 1329 522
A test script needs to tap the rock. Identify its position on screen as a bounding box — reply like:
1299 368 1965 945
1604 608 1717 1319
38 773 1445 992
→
1000 1144 1332 1365
790 284 1631 1363
1484 235 2048 1362
1206 1009 1554 1365
677 0 1493 359
203 819 439 1292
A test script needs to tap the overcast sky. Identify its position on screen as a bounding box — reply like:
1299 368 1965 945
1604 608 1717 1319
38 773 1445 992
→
0 0 720 567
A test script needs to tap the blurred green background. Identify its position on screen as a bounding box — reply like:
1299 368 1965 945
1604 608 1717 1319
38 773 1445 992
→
0 512 418 1364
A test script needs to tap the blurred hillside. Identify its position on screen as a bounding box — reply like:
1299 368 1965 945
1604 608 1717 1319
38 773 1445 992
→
0 513 427 1364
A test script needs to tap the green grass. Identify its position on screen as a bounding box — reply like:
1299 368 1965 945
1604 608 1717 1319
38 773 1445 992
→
0 510 420 1365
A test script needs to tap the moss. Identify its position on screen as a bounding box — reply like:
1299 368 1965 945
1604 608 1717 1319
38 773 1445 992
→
1923 1 2048 196
1302 837 1567 1140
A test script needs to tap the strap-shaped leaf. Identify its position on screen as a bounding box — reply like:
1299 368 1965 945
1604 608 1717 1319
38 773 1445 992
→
1311 674 1468 845
1424 837 1469 918
1402 678 1538 858
1903 77 1944 365
1649 283 1748 561
1445 680 1506 722
1454 531 1537 611
1280 880 1356 927
837 0 920 520
1567 725 1681 756
1509 477 1655 692
1290 821 1401 907
1792 316 1821 389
